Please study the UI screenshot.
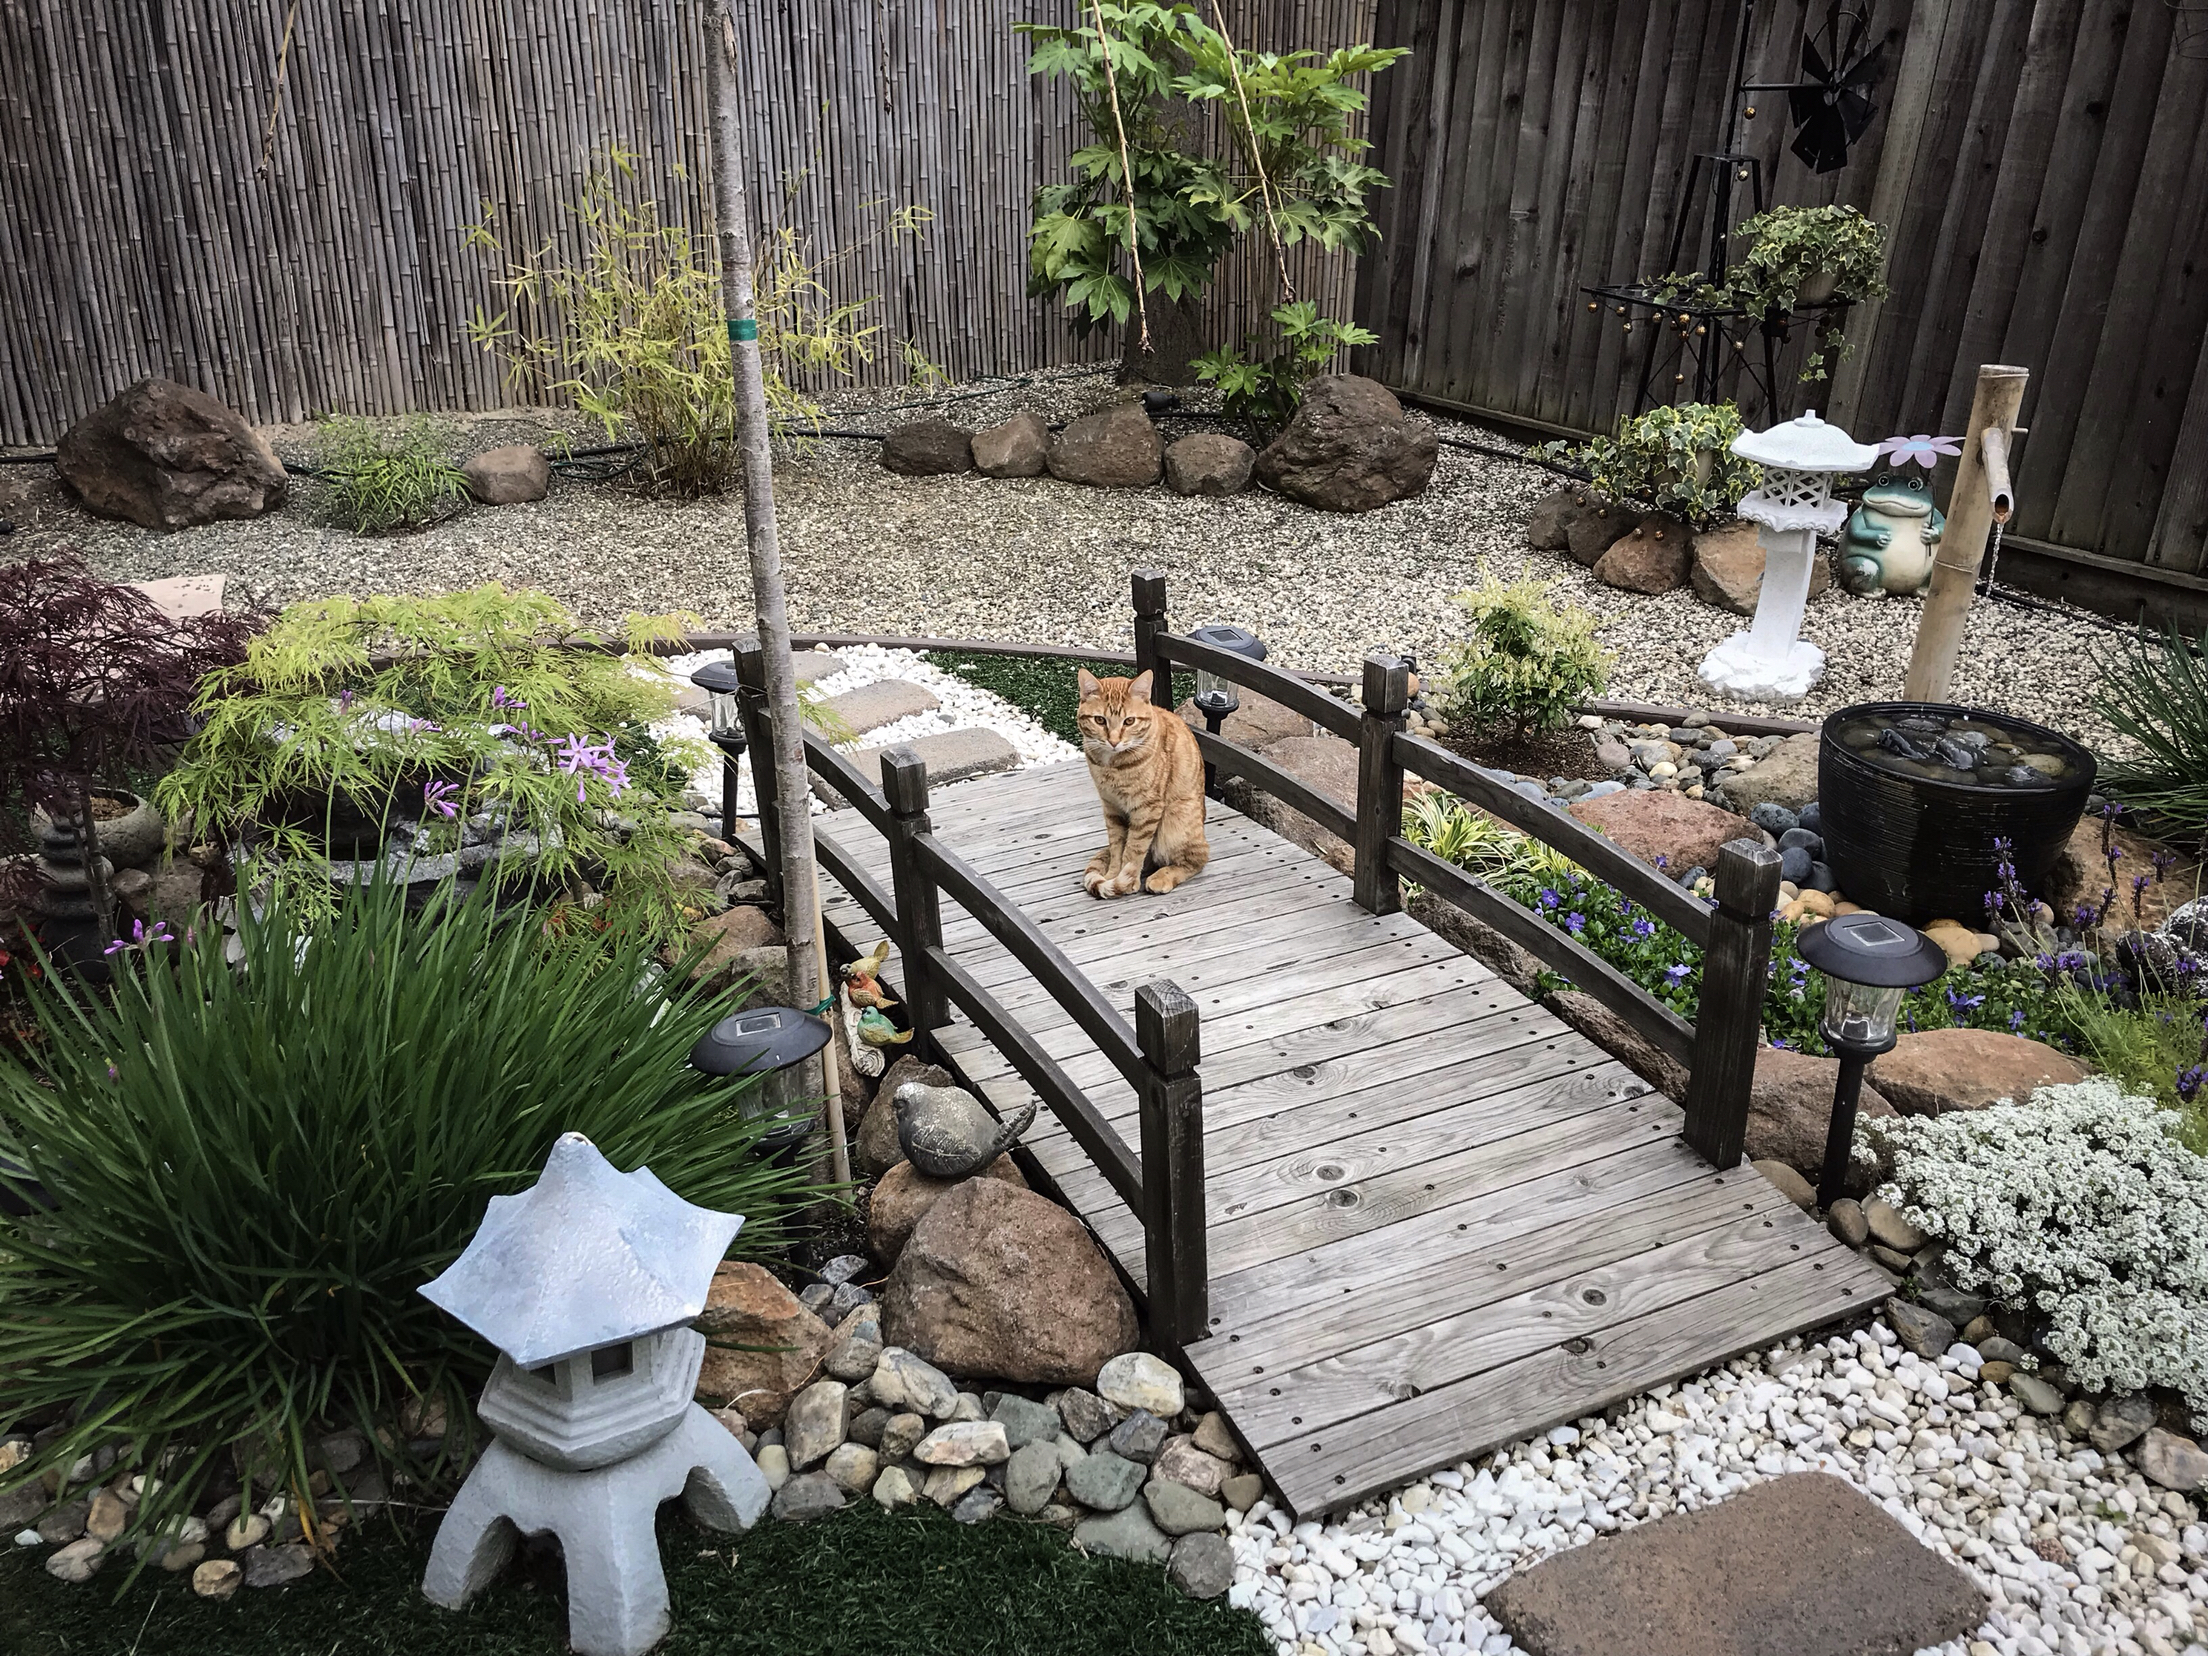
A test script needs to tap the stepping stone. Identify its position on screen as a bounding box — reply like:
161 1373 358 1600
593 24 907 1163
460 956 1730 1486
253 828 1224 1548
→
810 678 937 738
792 651 847 686
130 573 226 619
845 728 1019 792
1483 1472 1985 1656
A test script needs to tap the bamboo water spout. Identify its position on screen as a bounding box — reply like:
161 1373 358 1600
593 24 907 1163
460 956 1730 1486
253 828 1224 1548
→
1901 365 2029 702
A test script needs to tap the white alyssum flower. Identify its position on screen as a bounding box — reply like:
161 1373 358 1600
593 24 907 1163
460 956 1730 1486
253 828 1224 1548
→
1863 1076 2208 1413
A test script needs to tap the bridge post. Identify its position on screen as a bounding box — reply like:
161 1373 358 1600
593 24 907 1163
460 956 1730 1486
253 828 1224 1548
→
1683 839 1782 1169
1131 571 1174 709
1136 980 1207 1347
880 748 950 1038
1354 655 1410 915
730 639 784 912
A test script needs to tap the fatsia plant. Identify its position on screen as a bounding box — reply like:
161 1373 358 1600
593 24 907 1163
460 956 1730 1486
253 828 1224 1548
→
0 875 814 1560
1192 300 1376 437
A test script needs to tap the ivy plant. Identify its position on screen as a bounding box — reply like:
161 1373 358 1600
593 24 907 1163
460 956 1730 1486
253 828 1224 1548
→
1019 3 1403 341
1731 204 1889 378
1191 301 1376 436
1532 402 1761 529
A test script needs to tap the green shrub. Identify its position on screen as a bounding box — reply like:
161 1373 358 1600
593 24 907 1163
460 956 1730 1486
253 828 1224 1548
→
1192 301 1376 437
466 151 931 496
311 416 469 535
1532 402 1760 529
2057 986 2208 1154
2092 622 2208 837
0 876 814 1555
1435 569 1612 738
156 585 708 938
1732 204 1889 377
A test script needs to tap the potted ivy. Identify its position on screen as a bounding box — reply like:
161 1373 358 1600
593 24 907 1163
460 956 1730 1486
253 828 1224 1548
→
1533 402 1762 530
1731 204 1889 369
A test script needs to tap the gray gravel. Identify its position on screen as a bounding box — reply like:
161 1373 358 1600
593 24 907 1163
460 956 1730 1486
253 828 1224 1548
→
3 367 2138 751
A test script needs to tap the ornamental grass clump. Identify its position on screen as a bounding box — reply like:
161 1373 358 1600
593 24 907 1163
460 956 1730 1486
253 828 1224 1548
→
1862 1077 2208 1414
0 876 815 1562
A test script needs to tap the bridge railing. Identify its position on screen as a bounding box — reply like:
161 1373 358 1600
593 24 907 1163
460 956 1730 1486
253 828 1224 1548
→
1133 571 1778 1172
730 642 1212 1346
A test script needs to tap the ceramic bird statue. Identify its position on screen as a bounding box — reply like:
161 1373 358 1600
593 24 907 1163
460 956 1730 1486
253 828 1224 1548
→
854 1007 912 1049
842 940 898 1010
894 1081 1037 1180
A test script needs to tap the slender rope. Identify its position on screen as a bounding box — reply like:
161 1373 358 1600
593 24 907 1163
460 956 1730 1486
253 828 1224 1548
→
1090 0 1151 354
1211 1 1294 304
256 0 302 180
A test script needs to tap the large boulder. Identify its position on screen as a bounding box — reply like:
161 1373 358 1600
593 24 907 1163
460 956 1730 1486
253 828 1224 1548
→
1547 989 1687 1100
1712 731 1821 816
1255 376 1437 512
854 1055 954 1178
461 443 549 505
879 1176 1136 1385
1868 1028 2090 1116
1163 433 1255 497
1565 790 1758 875
867 1154 1028 1265
1218 733 1358 875
880 420 974 476
1745 1046 1896 1189
1526 487 1585 551
692 1262 835 1426
1594 514 1692 594
1691 520 1832 616
1175 691 1312 750
2042 817 2197 929
1047 403 1161 488
687 905 784 985
1565 495 1634 566
971 411 1049 478
56 378 288 529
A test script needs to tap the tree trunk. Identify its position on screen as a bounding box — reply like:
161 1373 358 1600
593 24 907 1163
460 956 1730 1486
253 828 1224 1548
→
1119 290 1208 386
709 14 849 1186
75 785 115 950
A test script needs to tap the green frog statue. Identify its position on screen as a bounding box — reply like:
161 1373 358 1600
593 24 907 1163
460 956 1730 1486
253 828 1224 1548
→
1839 471 1946 597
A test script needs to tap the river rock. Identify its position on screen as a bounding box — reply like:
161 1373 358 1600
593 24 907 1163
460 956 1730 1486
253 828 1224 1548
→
1144 1478 1225 1536
1867 1028 2090 1116
462 443 550 505
192 1558 243 1598
1885 1299 1956 1360
988 1394 1063 1451
1073 1501 1174 1563
2008 1373 2067 1416
880 1177 1137 1384
1565 790 1758 875
1254 376 1436 511
44 1537 104 1582
1107 1410 1168 1465
1047 403 1161 488
1219 1473 1265 1512
867 1154 1027 1265
971 410 1049 478
2134 1427 2208 1491
823 1442 879 1494
2088 1394 2157 1454
880 419 974 476
1169 1531 1235 1599
912 1421 1009 1467
782 1380 848 1471
1594 513 1692 593
877 1412 928 1462
824 1306 885 1383
1164 432 1255 496
872 1464 919 1509
692 1261 835 1426
1004 1441 1062 1514
243 1542 314 1587
1712 732 1820 816
1056 1388 1119 1443
1863 1197 1927 1253
57 378 288 529
1065 1449 1145 1512
770 1471 847 1522
1744 1047 1896 1188
1151 1435 1230 1497
1096 1352 1185 1418
1826 1198 1870 1247
870 1348 960 1419
923 1465 986 1508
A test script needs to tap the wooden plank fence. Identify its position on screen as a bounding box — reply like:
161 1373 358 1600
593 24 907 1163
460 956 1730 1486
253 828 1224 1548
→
0 0 1376 447
1355 0 2208 582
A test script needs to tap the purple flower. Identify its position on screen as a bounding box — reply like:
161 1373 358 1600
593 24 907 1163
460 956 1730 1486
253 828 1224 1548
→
1877 434 1962 469
2180 1065 2207 1103
423 779 460 820
491 685 528 711
2008 1010 2025 1030
101 918 173 957
1565 913 1586 935
554 733 631 805
1945 988 1984 1013
1536 888 1561 911
1629 917 1656 941
2072 902 2099 928
337 688 356 712
1663 962 1692 985
406 717 441 735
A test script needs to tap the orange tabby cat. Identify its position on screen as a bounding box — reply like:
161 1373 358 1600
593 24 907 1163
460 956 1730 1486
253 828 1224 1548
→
1075 668 1209 897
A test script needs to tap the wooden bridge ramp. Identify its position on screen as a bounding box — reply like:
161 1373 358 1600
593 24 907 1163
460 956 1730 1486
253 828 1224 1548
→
815 760 1886 1519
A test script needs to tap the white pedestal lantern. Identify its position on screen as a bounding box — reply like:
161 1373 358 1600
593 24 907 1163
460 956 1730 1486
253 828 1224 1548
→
1696 411 1880 703
418 1133 769 1656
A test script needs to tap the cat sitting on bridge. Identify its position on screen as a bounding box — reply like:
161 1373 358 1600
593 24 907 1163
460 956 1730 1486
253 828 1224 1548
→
1075 668 1209 898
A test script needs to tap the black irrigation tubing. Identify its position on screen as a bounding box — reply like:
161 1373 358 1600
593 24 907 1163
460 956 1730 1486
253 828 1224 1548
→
0 451 58 464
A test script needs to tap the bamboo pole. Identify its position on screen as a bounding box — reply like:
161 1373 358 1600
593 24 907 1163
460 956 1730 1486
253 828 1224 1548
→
1902 364 2030 703
710 9 849 1188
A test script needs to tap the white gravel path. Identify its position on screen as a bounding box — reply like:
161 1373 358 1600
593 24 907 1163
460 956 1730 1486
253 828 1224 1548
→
5 368 2141 754
1227 1318 2207 1656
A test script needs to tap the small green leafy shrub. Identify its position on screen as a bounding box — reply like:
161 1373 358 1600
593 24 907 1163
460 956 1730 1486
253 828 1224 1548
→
2092 622 2208 837
1435 570 1612 739
1021 4 1403 333
1532 402 1760 529
157 585 707 937
311 416 469 535
2060 987 2208 1154
467 150 931 496
1192 301 1375 435
1864 1078 2208 1415
0 876 813 1554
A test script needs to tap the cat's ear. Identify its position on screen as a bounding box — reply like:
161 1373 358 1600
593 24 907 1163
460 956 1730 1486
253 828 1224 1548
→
1076 669 1101 698
1128 670 1153 702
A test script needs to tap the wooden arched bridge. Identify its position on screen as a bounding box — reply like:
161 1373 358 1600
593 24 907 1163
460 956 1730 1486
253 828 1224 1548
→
727 575 1883 1519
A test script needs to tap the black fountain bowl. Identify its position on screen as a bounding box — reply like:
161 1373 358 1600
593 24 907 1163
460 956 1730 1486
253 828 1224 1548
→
1818 701 2097 926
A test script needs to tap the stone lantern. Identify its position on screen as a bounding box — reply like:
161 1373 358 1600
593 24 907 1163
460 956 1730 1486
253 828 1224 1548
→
1697 410 1880 702
418 1133 769 1656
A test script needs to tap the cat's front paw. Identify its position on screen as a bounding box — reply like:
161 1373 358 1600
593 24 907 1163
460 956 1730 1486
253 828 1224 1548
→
1097 868 1143 898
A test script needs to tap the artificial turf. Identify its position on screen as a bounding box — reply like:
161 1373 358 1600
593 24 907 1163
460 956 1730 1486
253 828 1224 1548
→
921 650 1194 746
0 1502 1269 1656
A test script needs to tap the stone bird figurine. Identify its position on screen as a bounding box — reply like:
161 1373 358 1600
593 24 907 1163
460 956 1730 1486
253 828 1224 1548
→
894 1081 1037 1180
854 1007 912 1048
842 940 898 1010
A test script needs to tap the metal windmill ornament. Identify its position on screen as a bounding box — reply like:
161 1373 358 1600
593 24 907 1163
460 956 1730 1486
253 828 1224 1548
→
417 1134 768 1656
